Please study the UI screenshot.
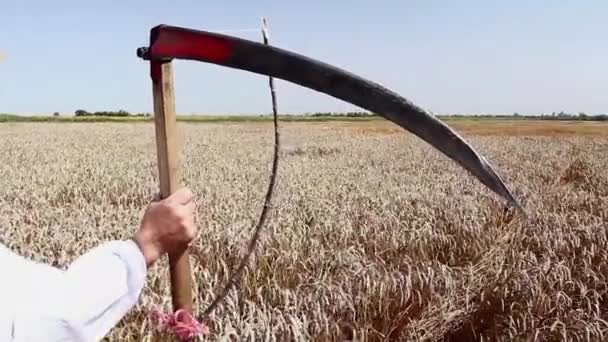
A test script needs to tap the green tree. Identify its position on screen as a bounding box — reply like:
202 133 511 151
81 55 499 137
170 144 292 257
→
75 109 90 117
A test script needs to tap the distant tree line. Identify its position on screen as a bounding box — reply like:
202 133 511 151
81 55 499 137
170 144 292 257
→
74 109 151 117
67 109 607 121
303 111 377 117
298 111 607 121
444 111 607 121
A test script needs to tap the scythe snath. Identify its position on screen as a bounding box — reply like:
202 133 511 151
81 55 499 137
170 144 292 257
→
137 23 523 338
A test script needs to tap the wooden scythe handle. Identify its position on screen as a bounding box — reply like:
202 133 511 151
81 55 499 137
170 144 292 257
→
151 60 194 314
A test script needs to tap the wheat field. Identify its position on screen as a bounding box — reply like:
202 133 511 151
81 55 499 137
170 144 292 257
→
0 121 607 341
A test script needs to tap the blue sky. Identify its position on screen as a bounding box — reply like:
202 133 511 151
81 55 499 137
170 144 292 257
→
1 1 606 115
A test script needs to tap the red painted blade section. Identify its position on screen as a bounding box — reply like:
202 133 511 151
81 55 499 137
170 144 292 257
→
149 25 234 63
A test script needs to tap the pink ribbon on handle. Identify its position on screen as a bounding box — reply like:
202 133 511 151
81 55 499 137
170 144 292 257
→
150 307 210 341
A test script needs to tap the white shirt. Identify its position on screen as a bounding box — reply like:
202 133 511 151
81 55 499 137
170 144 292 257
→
0 240 147 341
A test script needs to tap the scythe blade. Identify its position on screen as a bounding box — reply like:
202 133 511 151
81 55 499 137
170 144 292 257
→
138 24 521 210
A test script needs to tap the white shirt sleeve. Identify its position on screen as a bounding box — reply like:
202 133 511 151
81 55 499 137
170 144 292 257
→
0 240 147 342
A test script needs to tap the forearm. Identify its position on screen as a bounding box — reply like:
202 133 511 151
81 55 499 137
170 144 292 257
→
10 240 147 341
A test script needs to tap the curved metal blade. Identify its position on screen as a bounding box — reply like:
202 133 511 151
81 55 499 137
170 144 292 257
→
141 25 521 209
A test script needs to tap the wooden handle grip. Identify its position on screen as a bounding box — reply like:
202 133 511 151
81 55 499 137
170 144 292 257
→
152 60 193 313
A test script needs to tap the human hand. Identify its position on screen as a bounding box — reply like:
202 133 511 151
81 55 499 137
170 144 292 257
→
132 188 197 268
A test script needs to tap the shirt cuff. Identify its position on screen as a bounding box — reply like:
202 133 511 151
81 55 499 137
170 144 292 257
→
118 239 148 299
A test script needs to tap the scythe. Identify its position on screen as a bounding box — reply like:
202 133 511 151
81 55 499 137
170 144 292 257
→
137 24 522 333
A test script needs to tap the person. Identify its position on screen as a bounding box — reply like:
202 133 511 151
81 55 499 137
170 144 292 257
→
0 187 198 341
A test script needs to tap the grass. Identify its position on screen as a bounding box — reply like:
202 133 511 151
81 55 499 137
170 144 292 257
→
0 121 607 340
291 119 608 138
0 113 149 123
448 119 608 137
3 113 607 137
0 113 382 123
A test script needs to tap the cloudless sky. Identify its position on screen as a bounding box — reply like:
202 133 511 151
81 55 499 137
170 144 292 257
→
1 1 606 115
